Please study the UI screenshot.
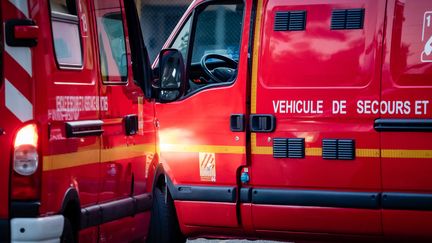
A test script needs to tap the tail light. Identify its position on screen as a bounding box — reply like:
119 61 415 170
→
11 123 41 200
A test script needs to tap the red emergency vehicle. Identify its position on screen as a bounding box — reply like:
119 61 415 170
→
1 0 156 242
151 0 432 241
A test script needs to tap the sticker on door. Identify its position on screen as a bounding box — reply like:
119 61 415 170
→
199 152 216 182
421 11 432 62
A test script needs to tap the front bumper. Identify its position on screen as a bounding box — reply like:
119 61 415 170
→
10 215 64 243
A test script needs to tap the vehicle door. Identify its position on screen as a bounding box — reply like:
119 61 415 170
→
248 0 385 236
155 0 249 229
93 0 156 241
380 0 432 238
40 0 102 213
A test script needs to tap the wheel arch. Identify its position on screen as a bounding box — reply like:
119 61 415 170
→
60 188 81 237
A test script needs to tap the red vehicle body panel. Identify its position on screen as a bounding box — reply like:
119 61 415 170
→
249 0 384 236
381 0 432 238
1 0 155 241
155 0 432 241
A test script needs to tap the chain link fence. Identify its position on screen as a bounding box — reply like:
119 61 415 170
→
138 0 192 63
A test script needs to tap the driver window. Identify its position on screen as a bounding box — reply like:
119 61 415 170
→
171 2 244 94
191 4 243 63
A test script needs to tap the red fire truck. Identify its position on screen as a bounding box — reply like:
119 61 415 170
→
151 0 432 241
1 0 157 242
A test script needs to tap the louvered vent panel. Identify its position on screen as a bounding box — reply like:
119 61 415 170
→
338 139 355 160
322 139 338 159
346 9 364 29
288 11 306 31
331 10 346 29
323 139 356 160
274 12 290 31
273 138 288 158
287 138 305 158
331 8 364 30
274 11 306 31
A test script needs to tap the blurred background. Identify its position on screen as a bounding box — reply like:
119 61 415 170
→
136 0 192 63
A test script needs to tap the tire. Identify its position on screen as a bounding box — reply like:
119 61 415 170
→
61 217 76 243
147 186 185 243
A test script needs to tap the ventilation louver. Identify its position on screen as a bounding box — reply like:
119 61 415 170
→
274 11 306 31
331 8 364 30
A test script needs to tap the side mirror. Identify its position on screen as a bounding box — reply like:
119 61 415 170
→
158 49 186 102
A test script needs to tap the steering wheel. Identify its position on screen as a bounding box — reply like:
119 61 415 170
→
200 54 238 83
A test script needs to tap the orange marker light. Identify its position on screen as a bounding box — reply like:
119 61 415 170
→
14 124 38 148
13 124 39 176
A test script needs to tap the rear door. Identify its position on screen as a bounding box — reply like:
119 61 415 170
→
1 1 37 238
380 0 432 238
248 0 385 236
41 0 102 209
93 0 156 241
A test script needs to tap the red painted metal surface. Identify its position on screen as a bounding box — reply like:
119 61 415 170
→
252 205 381 235
380 0 432 237
251 0 385 235
1 0 155 241
175 201 239 228
155 0 432 241
0 0 36 219
383 210 432 239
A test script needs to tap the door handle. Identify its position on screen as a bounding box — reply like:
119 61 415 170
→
250 114 276 132
230 114 245 132
6 19 38 47
124 114 139 135
66 120 104 138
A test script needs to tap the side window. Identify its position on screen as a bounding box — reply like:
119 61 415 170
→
191 4 244 63
171 17 192 61
50 0 83 68
169 2 244 95
96 11 128 83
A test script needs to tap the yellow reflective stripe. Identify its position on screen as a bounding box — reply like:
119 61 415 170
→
43 144 154 171
357 149 380 158
160 144 245 154
251 0 263 114
251 145 272 155
306 148 322 156
43 149 99 171
43 144 429 171
250 146 380 158
101 144 154 163
160 143 429 159
382 149 432 159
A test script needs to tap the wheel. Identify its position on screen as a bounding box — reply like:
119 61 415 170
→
61 217 76 243
147 186 185 243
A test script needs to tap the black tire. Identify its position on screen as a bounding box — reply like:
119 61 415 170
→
147 186 185 243
61 217 76 243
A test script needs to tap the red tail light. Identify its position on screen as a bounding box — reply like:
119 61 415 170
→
11 123 41 200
